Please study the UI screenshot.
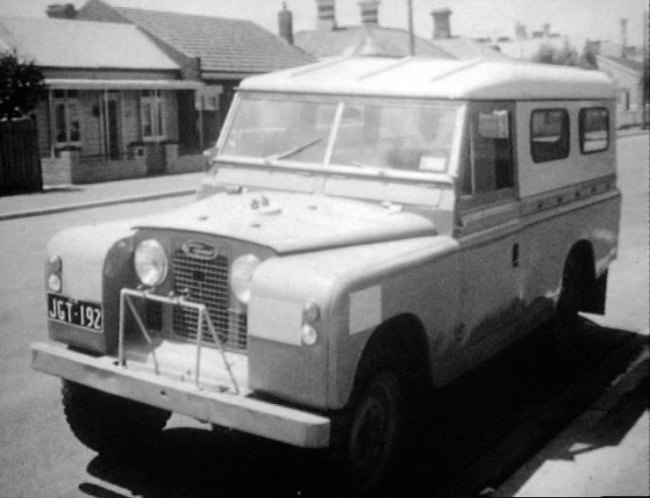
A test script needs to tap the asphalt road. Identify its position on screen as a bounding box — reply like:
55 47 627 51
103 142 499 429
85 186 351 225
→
0 135 647 497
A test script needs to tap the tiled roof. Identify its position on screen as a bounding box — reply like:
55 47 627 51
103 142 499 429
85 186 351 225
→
430 37 511 61
112 7 315 74
295 26 454 59
0 16 178 70
600 55 644 74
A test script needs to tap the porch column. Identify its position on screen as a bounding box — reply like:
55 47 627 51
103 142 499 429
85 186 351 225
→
103 89 109 162
48 89 55 159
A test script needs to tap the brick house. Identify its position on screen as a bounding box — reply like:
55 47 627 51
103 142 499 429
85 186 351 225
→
0 15 203 185
77 0 315 148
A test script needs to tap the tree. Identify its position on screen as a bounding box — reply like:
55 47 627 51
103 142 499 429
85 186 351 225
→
532 39 579 67
0 50 47 120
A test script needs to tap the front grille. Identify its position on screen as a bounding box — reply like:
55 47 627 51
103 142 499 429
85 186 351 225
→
171 248 247 350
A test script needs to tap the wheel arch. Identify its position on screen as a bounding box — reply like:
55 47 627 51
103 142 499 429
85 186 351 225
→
346 313 431 408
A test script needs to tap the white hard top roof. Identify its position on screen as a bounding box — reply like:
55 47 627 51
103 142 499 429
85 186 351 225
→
240 56 615 100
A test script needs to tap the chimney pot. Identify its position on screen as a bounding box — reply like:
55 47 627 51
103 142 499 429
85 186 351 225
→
46 3 77 19
620 18 628 56
278 2 294 45
316 0 337 31
431 8 452 40
358 0 380 26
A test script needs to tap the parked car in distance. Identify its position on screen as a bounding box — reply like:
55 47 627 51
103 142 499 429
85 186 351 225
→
33 56 620 492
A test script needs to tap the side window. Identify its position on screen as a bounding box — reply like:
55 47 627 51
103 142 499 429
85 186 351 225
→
462 108 514 196
579 107 609 154
530 109 569 163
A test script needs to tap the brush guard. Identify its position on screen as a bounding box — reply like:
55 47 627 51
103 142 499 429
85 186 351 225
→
118 288 240 394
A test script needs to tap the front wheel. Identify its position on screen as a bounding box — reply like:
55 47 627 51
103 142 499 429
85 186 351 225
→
62 380 171 454
346 371 406 493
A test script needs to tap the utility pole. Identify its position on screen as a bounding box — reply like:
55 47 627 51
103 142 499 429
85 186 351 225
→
408 0 415 56
641 10 650 130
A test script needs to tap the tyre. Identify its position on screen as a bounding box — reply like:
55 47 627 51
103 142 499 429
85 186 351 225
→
556 256 586 328
345 370 405 493
62 380 171 454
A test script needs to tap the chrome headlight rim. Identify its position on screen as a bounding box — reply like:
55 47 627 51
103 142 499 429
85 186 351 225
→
134 239 168 287
230 253 262 305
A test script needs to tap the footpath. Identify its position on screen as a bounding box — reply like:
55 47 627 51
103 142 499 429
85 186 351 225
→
0 129 648 496
0 171 202 221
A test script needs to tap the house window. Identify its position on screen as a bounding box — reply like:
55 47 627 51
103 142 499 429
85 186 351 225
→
530 109 570 163
52 90 81 146
579 107 609 154
141 90 165 140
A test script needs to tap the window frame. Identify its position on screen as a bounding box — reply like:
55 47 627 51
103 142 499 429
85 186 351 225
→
140 89 166 141
52 90 82 147
530 108 570 163
579 107 609 155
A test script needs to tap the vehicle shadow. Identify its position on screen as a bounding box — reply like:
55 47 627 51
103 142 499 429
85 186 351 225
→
79 320 647 497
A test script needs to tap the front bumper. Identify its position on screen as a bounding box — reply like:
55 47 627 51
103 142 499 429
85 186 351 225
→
31 342 330 449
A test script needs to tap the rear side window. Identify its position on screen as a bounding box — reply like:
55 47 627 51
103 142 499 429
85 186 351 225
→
579 107 609 154
530 109 570 163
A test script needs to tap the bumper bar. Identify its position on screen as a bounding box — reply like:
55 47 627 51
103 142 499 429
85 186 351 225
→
31 342 330 449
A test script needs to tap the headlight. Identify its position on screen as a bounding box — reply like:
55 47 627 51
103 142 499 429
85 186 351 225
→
230 254 261 305
134 239 168 287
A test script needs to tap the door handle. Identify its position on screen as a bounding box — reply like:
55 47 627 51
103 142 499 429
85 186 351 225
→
512 243 520 268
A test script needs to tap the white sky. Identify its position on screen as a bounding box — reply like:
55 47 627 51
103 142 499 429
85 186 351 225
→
0 0 646 48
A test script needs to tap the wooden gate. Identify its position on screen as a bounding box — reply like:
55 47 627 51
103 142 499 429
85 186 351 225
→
0 118 42 195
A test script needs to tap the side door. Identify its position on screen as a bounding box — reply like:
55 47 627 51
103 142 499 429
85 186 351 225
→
456 101 524 353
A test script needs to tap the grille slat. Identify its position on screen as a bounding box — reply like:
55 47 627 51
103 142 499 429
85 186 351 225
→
170 249 248 351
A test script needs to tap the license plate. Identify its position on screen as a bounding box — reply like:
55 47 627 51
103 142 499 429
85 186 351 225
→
47 294 103 331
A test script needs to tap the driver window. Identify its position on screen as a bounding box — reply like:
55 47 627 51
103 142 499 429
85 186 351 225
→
462 104 514 197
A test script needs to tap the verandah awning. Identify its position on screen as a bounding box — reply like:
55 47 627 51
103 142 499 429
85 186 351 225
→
45 79 204 90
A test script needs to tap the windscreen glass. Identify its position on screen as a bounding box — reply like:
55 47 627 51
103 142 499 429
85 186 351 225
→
219 94 459 174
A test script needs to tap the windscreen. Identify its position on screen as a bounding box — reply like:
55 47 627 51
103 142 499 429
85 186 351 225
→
219 94 460 174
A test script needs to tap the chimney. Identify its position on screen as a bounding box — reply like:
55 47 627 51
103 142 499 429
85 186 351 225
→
431 8 452 39
46 3 77 19
620 18 628 56
543 23 551 38
515 22 527 40
278 2 294 45
316 0 337 31
358 0 380 26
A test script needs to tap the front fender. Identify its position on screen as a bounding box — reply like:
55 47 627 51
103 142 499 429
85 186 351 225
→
46 221 136 354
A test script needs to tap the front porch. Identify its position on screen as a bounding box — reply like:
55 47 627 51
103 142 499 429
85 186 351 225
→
35 80 207 185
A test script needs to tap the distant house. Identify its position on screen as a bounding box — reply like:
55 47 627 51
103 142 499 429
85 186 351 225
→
0 15 202 185
426 9 510 61
597 55 646 127
478 22 566 61
77 0 315 147
293 0 454 59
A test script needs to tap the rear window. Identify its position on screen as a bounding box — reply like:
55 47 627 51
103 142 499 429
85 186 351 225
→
530 109 570 163
579 107 609 154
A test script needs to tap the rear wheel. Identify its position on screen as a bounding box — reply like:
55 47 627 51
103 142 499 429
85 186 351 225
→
62 380 171 454
556 256 586 328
